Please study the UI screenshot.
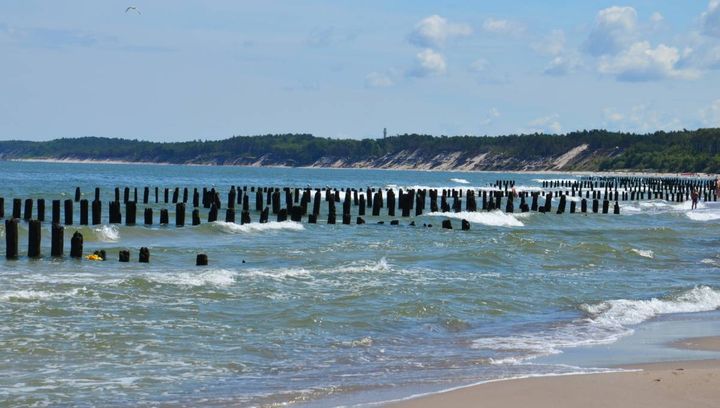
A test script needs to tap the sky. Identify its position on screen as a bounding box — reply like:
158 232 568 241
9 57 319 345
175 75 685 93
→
1 0 720 142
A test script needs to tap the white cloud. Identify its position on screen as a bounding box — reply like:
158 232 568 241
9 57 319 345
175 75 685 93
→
365 72 394 88
479 107 501 125
527 114 562 134
409 48 447 77
408 15 472 48
701 0 720 37
482 18 525 35
598 41 699 81
604 108 625 122
469 58 489 72
532 29 566 56
544 55 583 76
701 99 720 126
603 105 683 132
583 6 637 56
650 12 664 24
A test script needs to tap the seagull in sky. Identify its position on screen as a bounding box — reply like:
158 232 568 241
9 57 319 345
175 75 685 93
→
125 6 141 15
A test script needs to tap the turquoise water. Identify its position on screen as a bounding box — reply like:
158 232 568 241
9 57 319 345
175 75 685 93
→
1 161 719 407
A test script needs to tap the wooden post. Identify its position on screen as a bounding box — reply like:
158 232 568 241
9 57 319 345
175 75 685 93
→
12 198 21 219
192 209 201 225
52 200 61 224
581 198 587 213
225 208 235 223
64 199 73 225
126 201 137 226
139 247 150 263
37 198 45 222
80 199 89 225
92 200 102 225
461 219 470 231
75 187 81 202
51 223 64 257
196 253 208 266
160 209 169 225
177 203 186 226
193 188 200 208
28 219 41 258
119 250 130 262
95 187 101 202
207 205 218 223
70 231 83 258
144 208 153 225
124 187 130 204
442 219 452 229
613 201 620 214
241 210 251 224
23 198 33 221
0 197 4 219
143 187 149 204
172 187 179 204
5 219 18 259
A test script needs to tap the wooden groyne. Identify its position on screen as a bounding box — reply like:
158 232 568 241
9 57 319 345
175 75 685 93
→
1 175 716 262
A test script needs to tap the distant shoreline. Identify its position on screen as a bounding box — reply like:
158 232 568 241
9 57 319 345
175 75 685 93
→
6 158 714 179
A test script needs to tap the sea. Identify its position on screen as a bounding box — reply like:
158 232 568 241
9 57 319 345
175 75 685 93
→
1 160 720 407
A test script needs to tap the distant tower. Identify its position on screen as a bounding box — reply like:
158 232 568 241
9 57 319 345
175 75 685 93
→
383 128 387 139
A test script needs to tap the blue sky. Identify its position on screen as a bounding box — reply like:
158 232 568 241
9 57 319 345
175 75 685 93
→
1 1 719 141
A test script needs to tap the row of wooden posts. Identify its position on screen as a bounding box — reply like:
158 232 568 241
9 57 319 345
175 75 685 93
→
3 218 214 264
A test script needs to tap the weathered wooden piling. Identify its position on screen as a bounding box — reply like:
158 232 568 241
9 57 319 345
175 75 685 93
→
70 231 83 258
196 253 208 266
160 209 169 225
119 250 130 262
23 198 33 221
126 201 137 226
241 210 251 224
139 247 150 263
51 223 64 257
124 187 130 204
12 198 21 219
592 199 599 213
37 198 45 222
80 199 89 225
442 220 452 229
28 220 41 258
0 197 4 219
75 187 81 202
192 209 201 225
208 205 218 223
64 199 73 225
52 200 61 224
614 201 620 214
461 219 470 230
144 208 153 225
143 187 149 204
5 219 18 259
177 203 186 226
92 200 102 225
225 208 235 223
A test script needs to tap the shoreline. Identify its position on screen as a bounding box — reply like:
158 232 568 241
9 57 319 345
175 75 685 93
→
383 336 720 408
5 158 715 178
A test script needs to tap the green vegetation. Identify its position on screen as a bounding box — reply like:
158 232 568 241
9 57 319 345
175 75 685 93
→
0 128 719 172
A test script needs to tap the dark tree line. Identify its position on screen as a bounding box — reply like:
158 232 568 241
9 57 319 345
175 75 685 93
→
0 128 719 172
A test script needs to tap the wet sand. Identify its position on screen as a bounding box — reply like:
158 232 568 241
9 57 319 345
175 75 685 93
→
387 336 720 408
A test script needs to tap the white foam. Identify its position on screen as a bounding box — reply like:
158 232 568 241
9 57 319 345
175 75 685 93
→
473 286 720 363
686 210 720 221
212 221 305 233
450 178 470 184
426 211 524 227
631 248 654 259
94 225 119 242
145 269 238 287
582 286 720 327
0 290 54 301
0 287 89 302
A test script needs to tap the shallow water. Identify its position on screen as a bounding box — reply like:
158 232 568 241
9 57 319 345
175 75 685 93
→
0 161 719 407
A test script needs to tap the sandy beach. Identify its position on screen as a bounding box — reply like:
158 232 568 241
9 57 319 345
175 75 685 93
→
387 337 720 408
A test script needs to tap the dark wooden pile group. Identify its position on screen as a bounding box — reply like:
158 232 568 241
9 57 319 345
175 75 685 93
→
2 175 716 262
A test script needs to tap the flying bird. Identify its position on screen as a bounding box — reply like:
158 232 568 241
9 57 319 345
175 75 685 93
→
125 6 141 15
